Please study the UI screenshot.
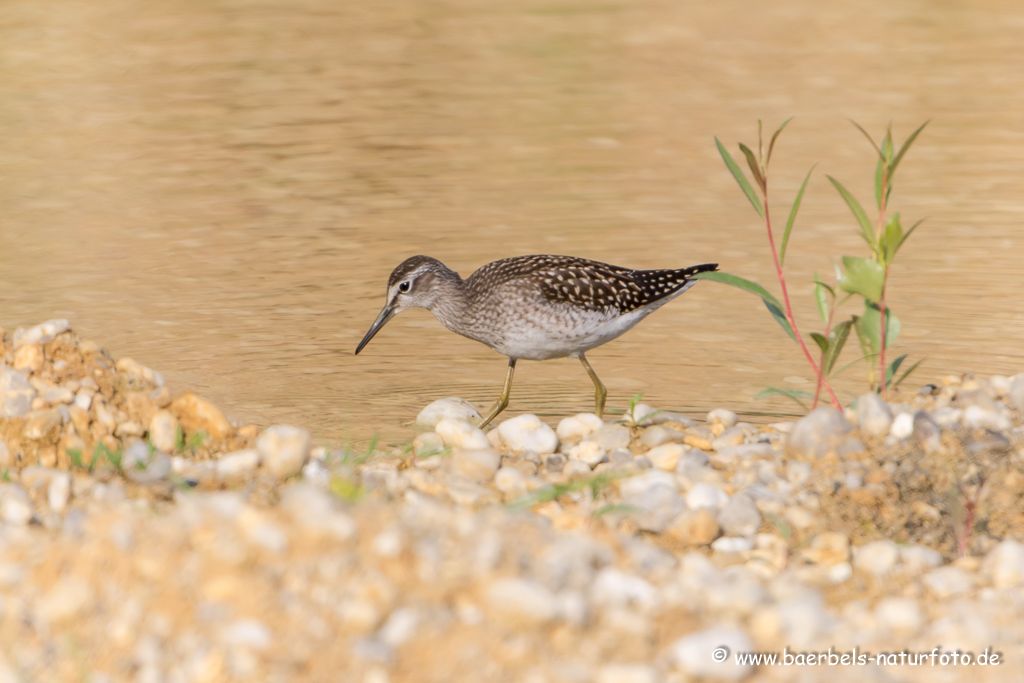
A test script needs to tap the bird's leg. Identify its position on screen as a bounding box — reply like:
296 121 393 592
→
480 358 517 428
577 353 607 419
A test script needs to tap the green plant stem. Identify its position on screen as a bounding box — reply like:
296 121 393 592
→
812 302 838 409
763 197 842 411
878 290 888 393
876 168 890 394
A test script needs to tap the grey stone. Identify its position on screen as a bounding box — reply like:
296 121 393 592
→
717 493 761 537
587 424 631 451
639 425 686 448
0 484 33 525
922 566 973 598
216 449 262 483
982 539 1024 588
0 366 36 418
1009 373 1024 413
711 443 772 466
787 407 851 459
686 482 728 511
856 392 892 437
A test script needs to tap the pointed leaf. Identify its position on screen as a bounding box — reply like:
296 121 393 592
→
766 117 794 167
893 357 925 388
754 386 814 410
874 155 885 210
780 164 815 266
814 279 831 324
738 143 766 193
839 256 885 302
898 218 924 251
692 270 795 341
885 353 908 386
764 300 797 341
716 137 764 217
879 213 904 265
890 120 930 177
823 319 852 375
827 176 875 250
850 119 884 162
810 332 830 355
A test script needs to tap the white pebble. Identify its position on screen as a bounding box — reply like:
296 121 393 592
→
497 414 558 454
435 418 490 451
216 449 262 482
35 576 92 624
619 470 676 498
415 398 481 430
222 619 272 650
874 597 923 637
922 566 973 598
0 366 36 418
898 545 943 574
686 482 729 511
963 405 1011 431
669 626 753 681
856 392 892 437
890 412 914 440
493 467 527 496
556 413 604 442
378 607 419 649
451 448 501 481
149 410 179 453
568 440 607 466
982 539 1024 588
707 408 738 429
0 484 33 525
711 536 754 553
646 444 686 471
14 319 69 348
853 540 900 577
47 472 71 513
484 578 556 625
257 425 311 478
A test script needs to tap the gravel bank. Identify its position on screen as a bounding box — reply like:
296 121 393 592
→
0 320 1021 682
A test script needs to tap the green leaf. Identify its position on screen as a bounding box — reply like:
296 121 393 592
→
850 119 884 162
893 357 925 388
898 218 924 251
755 386 814 410
780 165 815 266
855 303 901 355
716 137 764 217
738 143 765 193
764 300 797 342
827 176 876 251
692 270 796 341
885 353 907 387
879 213 904 265
766 117 794 167
890 120 930 177
814 280 830 324
810 332 829 355
838 256 885 302
823 319 852 375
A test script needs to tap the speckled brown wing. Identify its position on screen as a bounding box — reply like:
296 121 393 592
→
487 256 717 314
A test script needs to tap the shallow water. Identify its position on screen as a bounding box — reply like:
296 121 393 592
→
2 0 1024 444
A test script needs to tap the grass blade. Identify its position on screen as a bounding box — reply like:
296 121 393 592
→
738 143 766 193
715 137 764 217
893 356 925 388
885 353 908 386
897 218 925 252
780 164 815 266
890 120 930 176
814 278 831 324
755 386 813 410
766 117 794 167
827 176 875 249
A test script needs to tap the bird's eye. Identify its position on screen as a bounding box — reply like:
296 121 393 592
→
398 281 411 293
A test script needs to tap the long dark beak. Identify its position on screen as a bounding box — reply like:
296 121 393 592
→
355 304 397 355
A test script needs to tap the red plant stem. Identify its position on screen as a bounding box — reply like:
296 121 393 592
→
763 198 842 411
